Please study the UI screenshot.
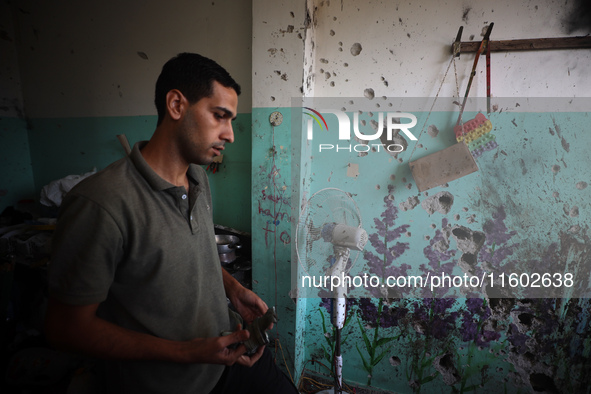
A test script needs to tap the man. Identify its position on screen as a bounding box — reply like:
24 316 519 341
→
45 53 297 393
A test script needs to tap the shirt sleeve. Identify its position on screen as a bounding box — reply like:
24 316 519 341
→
48 192 124 306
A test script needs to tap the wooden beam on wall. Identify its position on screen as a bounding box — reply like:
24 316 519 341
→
454 36 591 54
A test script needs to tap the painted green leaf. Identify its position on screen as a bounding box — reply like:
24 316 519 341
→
421 354 438 368
375 335 398 348
319 309 328 333
420 373 439 385
356 343 371 373
356 316 372 353
371 346 392 367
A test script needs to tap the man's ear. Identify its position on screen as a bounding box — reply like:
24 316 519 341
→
165 89 187 121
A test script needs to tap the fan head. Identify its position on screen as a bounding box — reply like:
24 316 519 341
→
295 188 365 280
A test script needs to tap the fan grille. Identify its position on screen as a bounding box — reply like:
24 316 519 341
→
296 188 363 278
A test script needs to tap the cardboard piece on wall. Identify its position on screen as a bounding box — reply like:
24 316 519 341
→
409 142 478 192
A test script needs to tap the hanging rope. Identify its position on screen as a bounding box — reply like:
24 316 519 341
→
408 55 459 163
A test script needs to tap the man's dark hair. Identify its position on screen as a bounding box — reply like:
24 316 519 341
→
154 53 241 125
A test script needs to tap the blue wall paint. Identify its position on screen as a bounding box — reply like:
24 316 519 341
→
251 108 297 375
253 103 591 392
26 114 252 231
27 116 155 192
0 117 35 213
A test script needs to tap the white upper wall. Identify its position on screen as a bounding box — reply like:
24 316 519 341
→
252 0 591 109
309 0 591 99
8 0 252 118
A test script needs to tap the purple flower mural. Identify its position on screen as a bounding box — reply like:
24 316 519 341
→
363 185 411 296
314 196 591 392
460 298 500 347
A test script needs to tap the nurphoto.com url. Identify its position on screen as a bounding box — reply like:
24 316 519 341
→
301 271 574 293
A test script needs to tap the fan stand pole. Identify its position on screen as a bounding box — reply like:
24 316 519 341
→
333 298 345 394
318 295 346 394
331 248 350 394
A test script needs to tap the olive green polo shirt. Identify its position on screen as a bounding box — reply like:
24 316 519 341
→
49 141 228 393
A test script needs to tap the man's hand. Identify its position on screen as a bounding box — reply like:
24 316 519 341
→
230 286 269 325
235 341 265 367
222 269 269 325
182 325 263 366
219 270 272 366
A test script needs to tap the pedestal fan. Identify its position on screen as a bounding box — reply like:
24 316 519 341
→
296 188 368 394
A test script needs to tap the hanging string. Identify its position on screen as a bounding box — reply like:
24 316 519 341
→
408 55 457 163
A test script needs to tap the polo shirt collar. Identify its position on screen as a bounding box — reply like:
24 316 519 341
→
130 141 200 191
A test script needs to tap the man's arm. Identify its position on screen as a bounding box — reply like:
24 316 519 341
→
45 296 261 366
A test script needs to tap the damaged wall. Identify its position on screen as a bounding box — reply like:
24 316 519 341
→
299 104 591 392
309 0 591 98
247 0 591 392
251 0 310 377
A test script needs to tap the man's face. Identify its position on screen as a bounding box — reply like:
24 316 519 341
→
178 81 238 165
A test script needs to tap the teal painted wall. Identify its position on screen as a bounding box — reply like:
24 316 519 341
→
253 102 591 392
251 108 297 376
26 114 252 232
299 108 591 392
0 117 35 213
27 116 154 192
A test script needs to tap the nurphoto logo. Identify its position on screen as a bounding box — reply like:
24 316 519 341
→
304 108 419 153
